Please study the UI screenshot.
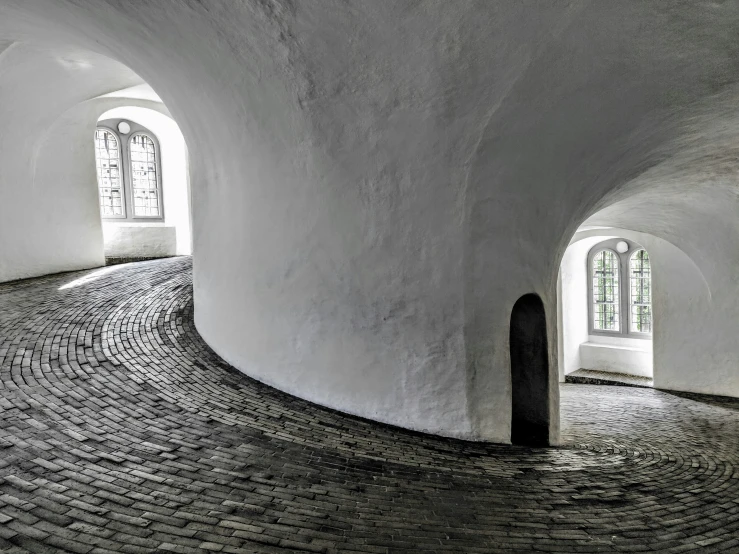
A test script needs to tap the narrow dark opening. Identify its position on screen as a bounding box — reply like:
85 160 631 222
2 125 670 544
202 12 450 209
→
510 293 550 446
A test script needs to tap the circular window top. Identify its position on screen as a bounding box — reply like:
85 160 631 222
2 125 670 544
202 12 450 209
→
616 241 629 254
117 121 131 134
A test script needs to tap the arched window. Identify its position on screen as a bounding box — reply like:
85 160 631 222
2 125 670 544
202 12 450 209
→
94 129 124 217
592 249 620 331
129 133 161 217
630 249 652 333
587 239 652 338
93 121 163 221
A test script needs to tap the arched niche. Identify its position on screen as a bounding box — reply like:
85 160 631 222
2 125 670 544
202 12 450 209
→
510 293 550 446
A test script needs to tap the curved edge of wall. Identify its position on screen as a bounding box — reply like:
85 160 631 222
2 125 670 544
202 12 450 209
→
191 309 486 443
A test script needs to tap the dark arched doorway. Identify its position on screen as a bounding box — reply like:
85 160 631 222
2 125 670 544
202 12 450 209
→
510 293 550 446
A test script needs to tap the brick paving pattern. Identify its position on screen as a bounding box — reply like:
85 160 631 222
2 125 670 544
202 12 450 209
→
0 257 738 553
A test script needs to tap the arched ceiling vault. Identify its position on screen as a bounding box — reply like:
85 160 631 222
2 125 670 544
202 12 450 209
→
4 1 739 266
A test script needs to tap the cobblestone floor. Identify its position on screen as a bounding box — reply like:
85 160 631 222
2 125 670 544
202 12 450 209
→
0 258 738 553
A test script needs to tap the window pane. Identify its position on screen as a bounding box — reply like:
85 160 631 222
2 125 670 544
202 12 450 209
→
592 250 619 331
630 249 652 333
129 134 160 217
94 129 123 216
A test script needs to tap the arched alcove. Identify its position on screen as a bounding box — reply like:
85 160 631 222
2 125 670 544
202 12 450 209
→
510 293 550 446
97 106 192 260
559 236 654 384
558 227 724 397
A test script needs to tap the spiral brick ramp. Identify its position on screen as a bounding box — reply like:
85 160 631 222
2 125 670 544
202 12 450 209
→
0 258 737 553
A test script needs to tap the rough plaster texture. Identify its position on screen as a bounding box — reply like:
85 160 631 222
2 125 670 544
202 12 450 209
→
558 236 613 380
579 341 652 378
0 43 184 281
3 1 739 440
0 43 139 281
102 224 176 259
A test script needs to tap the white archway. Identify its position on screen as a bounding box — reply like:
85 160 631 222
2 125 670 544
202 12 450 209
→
558 226 721 397
98 105 192 258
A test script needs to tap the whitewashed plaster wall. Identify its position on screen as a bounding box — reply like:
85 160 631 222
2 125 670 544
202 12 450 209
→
558 236 613 380
0 43 188 281
579 337 652 378
564 228 733 398
646 239 724 396
558 234 653 379
0 42 141 282
102 226 177 259
99 107 192 257
3 2 739 441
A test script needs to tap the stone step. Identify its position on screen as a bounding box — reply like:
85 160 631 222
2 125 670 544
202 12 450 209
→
565 368 654 389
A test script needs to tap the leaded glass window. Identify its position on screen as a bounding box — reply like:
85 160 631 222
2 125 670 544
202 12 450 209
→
94 129 124 217
630 249 652 333
94 123 163 221
129 134 160 217
592 249 620 331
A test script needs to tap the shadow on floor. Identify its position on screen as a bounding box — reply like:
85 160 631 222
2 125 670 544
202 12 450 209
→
658 389 739 412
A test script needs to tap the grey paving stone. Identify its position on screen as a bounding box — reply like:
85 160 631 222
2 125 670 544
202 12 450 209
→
0 258 738 552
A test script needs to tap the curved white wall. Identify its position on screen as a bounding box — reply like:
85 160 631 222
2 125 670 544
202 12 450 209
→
0 42 141 281
559 235 653 379
562 228 734 398
0 42 185 282
3 2 739 442
558 236 616 380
